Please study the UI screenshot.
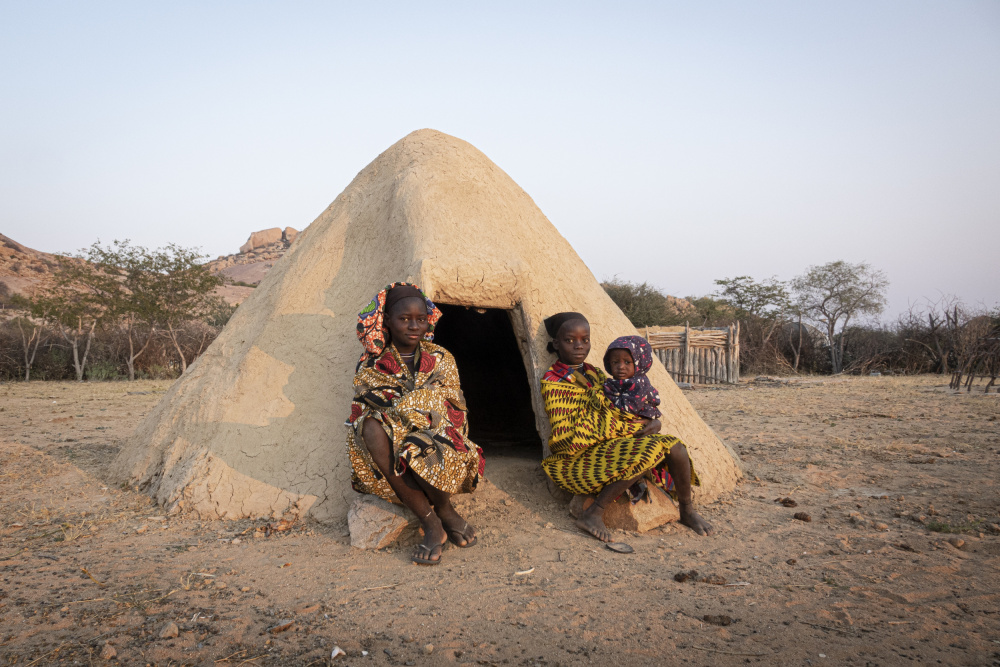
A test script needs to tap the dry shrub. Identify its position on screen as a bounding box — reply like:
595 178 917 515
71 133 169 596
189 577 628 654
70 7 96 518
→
0 316 223 381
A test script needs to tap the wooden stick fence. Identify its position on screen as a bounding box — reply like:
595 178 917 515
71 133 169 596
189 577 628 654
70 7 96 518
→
643 322 740 384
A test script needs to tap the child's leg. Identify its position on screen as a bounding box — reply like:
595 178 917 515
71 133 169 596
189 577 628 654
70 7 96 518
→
576 475 641 542
362 417 447 560
665 443 713 536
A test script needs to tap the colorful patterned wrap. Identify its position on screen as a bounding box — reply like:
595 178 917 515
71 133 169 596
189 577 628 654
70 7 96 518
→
355 282 442 367
540 362 697 497
602 335 662 420
346 339 484 500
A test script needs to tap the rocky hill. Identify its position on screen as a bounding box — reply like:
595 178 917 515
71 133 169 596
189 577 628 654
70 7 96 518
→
206 227 298 304
0 233 62 302
0 228 299 307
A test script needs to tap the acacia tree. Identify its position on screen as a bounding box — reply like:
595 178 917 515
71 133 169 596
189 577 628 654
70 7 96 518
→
149 244 222 374
79 240 165 380
29 256 107 381
714 276 790 320
792 261 889 374
714 275 792 373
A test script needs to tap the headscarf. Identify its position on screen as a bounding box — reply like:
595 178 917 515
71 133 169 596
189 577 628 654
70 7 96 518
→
602 335 661 419
356 282 442 365
543 312 588 354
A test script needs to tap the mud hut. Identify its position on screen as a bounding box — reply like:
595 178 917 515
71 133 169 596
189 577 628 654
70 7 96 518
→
110 129 743 523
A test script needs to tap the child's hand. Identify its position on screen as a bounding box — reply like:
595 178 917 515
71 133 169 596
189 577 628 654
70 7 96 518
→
637 419 661 436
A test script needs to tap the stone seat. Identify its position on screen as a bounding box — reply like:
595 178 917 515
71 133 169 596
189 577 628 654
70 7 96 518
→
569 484 680 532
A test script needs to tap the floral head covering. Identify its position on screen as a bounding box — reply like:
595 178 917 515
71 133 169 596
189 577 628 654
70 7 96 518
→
356 282 442 364
602 335 661 420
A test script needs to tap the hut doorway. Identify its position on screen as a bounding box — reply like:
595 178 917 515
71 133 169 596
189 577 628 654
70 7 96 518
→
431 304 540 456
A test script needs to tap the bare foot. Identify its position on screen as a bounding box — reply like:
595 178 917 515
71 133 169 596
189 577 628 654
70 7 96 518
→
576 505 614 542
413 515 447 564
679 503 714 536
435 502 476 547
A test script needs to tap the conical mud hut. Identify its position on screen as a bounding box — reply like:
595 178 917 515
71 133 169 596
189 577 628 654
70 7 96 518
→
111 129 743 523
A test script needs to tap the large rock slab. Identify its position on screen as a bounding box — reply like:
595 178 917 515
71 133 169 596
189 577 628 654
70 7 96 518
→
569 484 680 532
239 227 283 254
347 496 416 549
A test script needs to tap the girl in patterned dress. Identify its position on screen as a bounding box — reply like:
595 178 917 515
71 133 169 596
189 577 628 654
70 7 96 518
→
346 283 484 565
539 312 712 541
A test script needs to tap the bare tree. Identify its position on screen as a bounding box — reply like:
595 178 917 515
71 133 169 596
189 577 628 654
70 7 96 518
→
898 296 961 374
6 304 48 381
792 261 889 374
948 306 1000 393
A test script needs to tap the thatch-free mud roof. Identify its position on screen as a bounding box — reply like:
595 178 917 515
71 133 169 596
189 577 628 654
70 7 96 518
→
110 129 742 523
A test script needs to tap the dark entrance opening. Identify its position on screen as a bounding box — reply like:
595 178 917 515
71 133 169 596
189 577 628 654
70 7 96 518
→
431 304 540 456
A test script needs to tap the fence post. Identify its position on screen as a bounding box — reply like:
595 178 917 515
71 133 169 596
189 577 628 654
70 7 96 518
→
682 322 690 383
734 321 740 383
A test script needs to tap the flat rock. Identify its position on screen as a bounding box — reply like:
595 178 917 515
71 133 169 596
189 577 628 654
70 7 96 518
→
158 621 179 639
348 496 417 549
569 484 680 532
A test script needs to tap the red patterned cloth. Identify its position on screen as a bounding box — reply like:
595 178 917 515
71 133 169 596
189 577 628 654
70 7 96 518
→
542 361 596 386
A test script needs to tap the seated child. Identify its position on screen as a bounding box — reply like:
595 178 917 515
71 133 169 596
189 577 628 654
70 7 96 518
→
602 335 666 502
539 314 712 538
602 335 662 422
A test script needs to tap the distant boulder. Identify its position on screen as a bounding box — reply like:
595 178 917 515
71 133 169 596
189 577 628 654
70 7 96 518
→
283 227 299 244
239 228 283 254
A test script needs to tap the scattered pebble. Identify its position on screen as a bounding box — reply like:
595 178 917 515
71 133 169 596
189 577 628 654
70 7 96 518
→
786 559 797 565
702 614 734 626
503 499 513 506
135 525 147 534
674 570 698 583
423 643 434 655
268 620 294 634
296 603 321 615
776 497 798 507
874 522 889 531
794 513 812 522
240 586 251 592
214 581 227 590
331 646 346 659
948 537 966 550
100 643 117 660
231 538 242 545
158 622 179 639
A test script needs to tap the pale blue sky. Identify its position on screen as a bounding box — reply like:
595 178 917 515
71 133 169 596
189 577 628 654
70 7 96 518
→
2 1 998 318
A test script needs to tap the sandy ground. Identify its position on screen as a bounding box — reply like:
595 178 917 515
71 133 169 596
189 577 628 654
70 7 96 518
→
1 376 998 666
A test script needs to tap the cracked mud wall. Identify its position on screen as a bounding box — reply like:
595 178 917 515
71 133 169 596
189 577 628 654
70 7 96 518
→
110 129 742 524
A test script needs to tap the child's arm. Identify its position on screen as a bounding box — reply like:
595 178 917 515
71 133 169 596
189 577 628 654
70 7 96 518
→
637 418 661 436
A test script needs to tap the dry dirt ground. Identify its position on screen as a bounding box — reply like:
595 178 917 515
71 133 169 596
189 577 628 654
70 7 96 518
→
1 376 998 666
